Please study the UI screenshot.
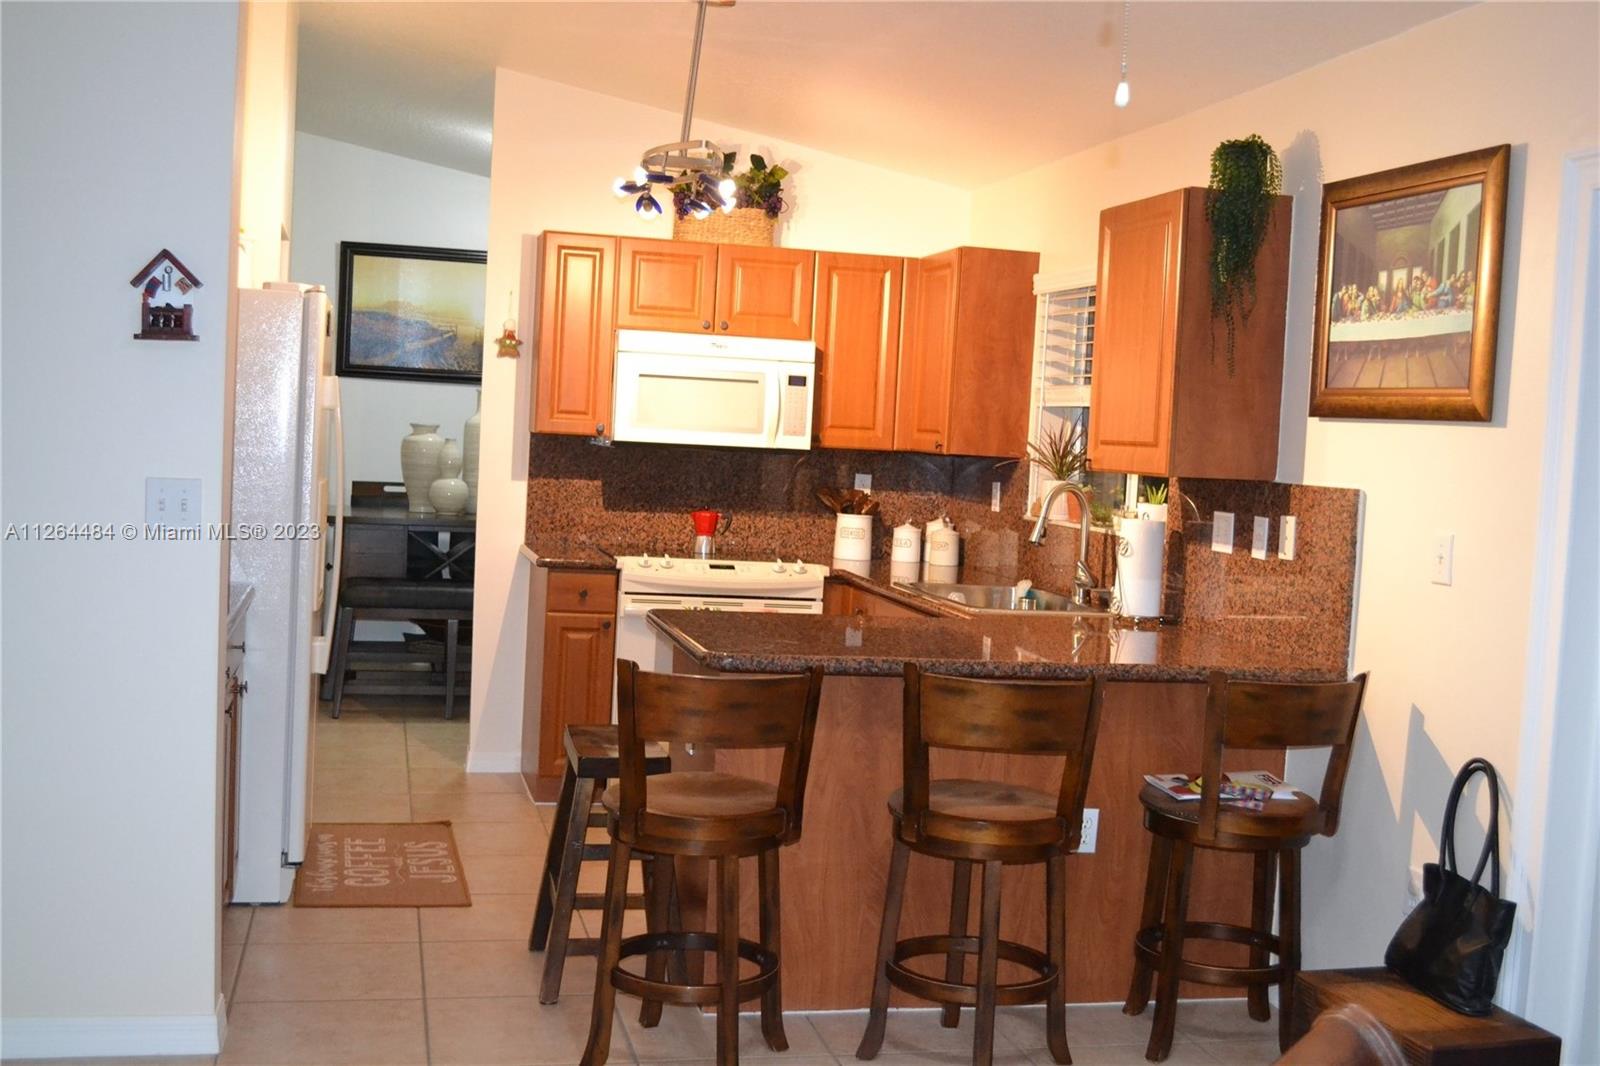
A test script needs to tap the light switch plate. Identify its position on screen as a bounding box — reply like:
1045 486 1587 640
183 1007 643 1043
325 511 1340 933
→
991 481 1002 512
1251 516 1270 560
1279 516 1298 560
1432 533 1455 586
1079 808 1100 854
854 472 872 494
145 477 201 527
1212 511 1235 554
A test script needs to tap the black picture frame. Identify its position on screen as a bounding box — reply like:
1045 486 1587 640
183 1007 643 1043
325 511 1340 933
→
335 241 488 384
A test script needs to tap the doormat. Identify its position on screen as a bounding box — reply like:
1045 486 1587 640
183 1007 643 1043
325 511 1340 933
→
293 822 471 907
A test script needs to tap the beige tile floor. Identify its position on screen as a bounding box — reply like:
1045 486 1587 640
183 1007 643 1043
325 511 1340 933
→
10 696 1283 1066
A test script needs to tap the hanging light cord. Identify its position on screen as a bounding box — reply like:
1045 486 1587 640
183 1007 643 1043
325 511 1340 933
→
1119 0 1130 82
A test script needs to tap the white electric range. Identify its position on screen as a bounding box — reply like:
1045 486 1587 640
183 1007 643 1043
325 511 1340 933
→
613 554 829 691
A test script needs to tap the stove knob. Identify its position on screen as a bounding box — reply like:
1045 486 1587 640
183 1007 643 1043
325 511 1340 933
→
792 559 807 574
771 557 787 573
660 554 673 569
638 554 652 568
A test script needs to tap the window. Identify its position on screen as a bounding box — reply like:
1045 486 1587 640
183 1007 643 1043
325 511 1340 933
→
1027 274 1133 524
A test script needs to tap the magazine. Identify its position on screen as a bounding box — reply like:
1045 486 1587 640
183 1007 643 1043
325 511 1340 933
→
1142 770 1299 808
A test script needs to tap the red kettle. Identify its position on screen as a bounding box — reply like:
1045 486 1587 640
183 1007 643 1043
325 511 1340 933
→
690 509 732 558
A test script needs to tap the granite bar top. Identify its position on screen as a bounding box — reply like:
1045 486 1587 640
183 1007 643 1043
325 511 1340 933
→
647 609 1348 684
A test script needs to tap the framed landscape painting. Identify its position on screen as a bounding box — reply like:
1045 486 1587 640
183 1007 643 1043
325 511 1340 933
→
336 242 487 383
1309 145 1509 421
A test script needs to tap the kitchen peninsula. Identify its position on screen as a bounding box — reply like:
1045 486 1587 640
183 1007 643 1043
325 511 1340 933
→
646 570 1353 1011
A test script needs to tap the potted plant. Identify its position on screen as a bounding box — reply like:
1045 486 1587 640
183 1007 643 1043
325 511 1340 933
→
1206 134 1282 373
1027 422 1089 522
672 153 791 247
1136 479 1170 524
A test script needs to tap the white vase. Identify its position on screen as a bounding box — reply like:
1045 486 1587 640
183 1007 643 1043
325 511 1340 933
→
462 389 482 515
1136 501 1169 524
401 423 443 513
429 474 469 515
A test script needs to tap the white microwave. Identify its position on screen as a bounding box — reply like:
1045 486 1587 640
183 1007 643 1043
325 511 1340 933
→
611 329 815 450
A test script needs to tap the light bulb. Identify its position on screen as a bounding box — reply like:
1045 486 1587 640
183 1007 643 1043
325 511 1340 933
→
633 166 647 184
1113 78 1130 108
718 177 735 198
612 176 629 197
720 201 734 214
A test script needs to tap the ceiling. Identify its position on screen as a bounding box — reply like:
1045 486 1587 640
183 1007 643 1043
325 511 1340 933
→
296 1 1466 187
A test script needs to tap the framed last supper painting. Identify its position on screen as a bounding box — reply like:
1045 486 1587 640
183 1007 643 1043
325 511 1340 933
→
1309 144 1509 421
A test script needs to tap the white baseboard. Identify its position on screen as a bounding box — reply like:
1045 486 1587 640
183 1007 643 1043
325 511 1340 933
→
464 748 522 773
1 994 225 1059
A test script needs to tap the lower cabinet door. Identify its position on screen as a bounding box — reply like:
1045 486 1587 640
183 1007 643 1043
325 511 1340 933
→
537 610 617 788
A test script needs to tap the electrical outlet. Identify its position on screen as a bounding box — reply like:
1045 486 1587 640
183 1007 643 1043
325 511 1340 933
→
1279 515 1298 560
1212 511 1235 554
1079 808 1100 853
854 472 872 494
1432 534 1454 585
145 477 201 528
1251 516 1270 560
991 481 1002 512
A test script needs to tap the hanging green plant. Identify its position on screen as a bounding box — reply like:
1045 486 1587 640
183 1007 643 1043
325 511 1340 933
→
1206 134 1282 373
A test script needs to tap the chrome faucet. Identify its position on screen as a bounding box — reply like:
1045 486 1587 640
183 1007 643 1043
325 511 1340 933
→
1028 482 1097 606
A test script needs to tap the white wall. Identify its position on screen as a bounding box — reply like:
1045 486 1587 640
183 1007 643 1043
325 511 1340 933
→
1 1 240 1056
969 0 1599 1006
470 70 973 770
288 132 488 501
238 0 298 288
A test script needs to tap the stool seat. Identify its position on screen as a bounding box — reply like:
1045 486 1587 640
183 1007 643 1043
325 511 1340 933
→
565 725 670 779
890 779 1065 853
1138 784 1325 847
602 771 786 851
341 578 473 610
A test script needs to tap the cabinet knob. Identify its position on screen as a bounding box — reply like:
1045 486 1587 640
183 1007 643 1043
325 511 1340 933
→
578 588 589 600
720 321 729 331
595 423 606 436
934 441 944 451
702 320 712 330
601 620 612 631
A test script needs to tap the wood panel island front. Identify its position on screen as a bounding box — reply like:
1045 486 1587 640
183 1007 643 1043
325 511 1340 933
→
643 603 1351 1011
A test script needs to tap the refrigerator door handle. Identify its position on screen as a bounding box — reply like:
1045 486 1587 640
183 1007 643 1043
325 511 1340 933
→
310 377 344 675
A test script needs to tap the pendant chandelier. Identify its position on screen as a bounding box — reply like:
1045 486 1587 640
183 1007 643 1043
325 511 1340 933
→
612 0 735 218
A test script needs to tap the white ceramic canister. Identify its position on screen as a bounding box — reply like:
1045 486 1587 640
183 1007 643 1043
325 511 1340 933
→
401 423 444 513
833 512 874 562
923 517 951 562
891 522 922 563
927 524 961 567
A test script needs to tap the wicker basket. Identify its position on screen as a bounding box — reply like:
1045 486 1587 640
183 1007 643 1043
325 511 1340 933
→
672 207 776 247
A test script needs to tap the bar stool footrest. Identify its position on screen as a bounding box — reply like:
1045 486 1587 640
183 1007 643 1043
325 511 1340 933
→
612 931 778 1007
886 934 1056 1007
1133 922 1284 987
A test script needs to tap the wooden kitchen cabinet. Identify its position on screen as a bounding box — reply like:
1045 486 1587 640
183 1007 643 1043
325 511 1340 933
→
813 252 904 449
894 246 1039 457
714 245 815 340
522 568 618 800
534 232 617 436
616 237 718 333
1088 187 1291 479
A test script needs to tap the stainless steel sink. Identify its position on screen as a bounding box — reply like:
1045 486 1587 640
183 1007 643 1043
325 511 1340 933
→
893 581 1110 616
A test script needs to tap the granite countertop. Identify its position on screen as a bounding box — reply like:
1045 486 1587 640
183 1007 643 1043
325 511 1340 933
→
522 541 619 571
647 609 1348 683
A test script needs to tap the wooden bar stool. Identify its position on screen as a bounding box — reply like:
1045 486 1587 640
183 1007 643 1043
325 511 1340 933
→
530 725 675 1003
581 660 825 1066
857 664 1105 1066
1123 671 1369 1062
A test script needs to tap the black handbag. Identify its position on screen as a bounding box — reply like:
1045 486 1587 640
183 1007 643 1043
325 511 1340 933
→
1384 757 1516 1015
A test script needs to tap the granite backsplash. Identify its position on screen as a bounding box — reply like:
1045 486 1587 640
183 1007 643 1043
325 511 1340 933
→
526 435 1360 640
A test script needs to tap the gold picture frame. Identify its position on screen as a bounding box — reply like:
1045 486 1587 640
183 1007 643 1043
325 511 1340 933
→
1309 144 1509 421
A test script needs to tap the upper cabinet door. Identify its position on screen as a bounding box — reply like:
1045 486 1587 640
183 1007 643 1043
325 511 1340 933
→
616 238 717 332
534 233 617 437
814 253 903 450
1087 191 1184 476
894 250 960 453
713 246 816 339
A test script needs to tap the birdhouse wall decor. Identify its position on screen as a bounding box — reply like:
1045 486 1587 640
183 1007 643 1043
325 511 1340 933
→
130 249 202 341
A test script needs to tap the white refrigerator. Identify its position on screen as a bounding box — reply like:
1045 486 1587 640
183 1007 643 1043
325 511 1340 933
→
230 282 345 903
